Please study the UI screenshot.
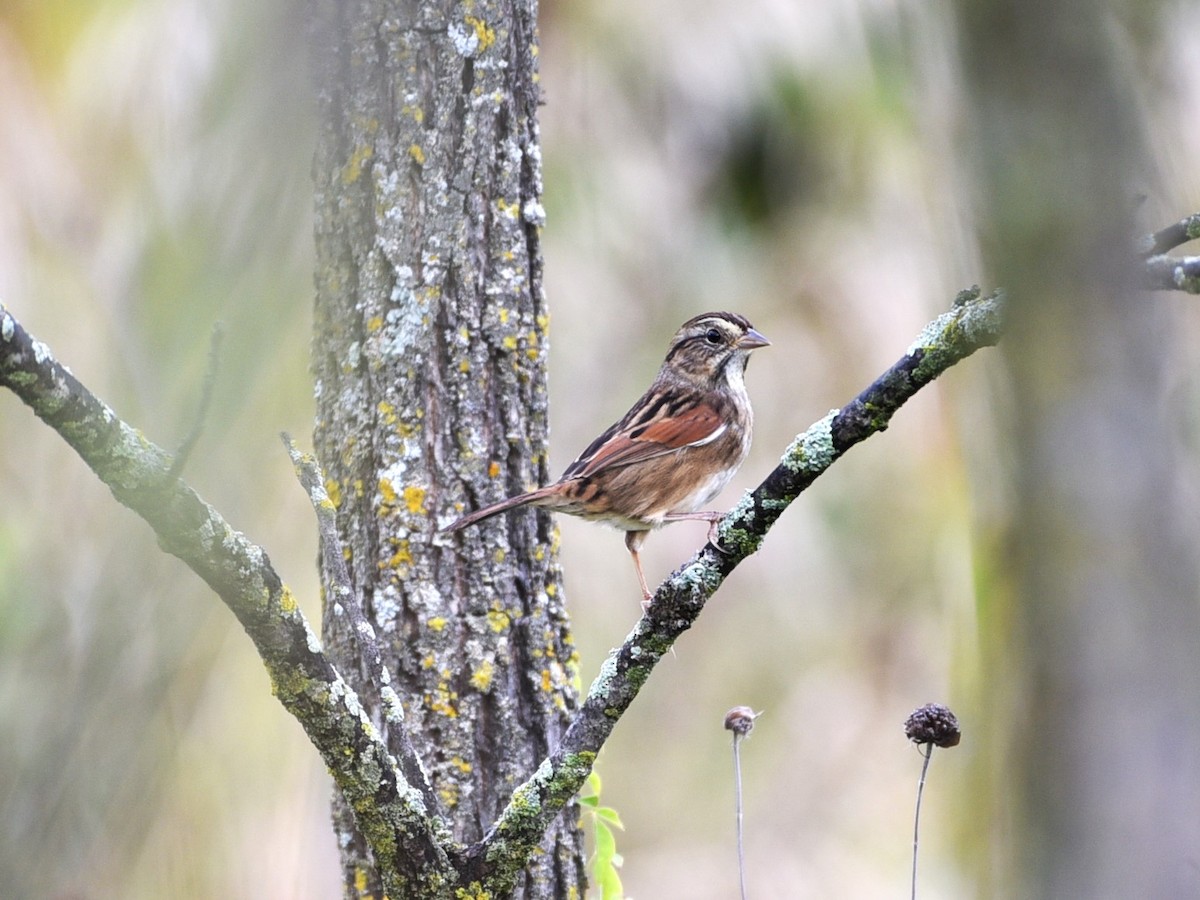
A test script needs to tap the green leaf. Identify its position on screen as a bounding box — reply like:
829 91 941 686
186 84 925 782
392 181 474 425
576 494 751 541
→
598 863 624 900
593 819 616 864
594 806 624 829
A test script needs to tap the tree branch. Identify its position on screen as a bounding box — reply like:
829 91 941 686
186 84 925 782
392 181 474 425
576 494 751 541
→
1143 254 1200 293
0 304 455 892
1140 213 1200 293
1140 212 1200 257
165 322 223 482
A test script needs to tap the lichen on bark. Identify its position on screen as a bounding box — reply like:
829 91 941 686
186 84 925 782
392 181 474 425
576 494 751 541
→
307 0 584 895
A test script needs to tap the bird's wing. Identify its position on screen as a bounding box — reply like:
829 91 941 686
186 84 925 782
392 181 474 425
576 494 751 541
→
563 398 726 479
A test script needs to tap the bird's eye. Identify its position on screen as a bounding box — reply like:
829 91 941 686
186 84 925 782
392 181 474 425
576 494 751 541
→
704 328 722 345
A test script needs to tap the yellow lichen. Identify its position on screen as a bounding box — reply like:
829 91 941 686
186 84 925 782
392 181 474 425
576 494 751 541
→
427 683 459 718
486 607 511 633
341 144 374 185
455 884 492 900
470 659 494 692
278 586 299 614
366 315 383 333
404 485 427 514
502 335 518 351
409 143 426 165
450 756 473 773
378 477 398 505
385 540 412 568
464 15 495 51
354 866 371 894
377 400 397 426
487 460 501 478
325 478 342 508
428 616 448 632
492 548 505 564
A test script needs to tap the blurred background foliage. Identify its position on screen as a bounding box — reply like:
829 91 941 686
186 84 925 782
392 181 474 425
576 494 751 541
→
0 0 1197 897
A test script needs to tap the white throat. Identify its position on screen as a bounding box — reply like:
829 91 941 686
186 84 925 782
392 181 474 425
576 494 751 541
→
721 356 748 397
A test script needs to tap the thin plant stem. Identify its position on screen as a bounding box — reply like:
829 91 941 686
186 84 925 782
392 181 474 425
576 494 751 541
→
733 733 748 900
911 744 933 900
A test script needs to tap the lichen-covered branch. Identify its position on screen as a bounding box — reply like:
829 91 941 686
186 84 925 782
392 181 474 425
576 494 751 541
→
1140 213 1200 293
0 304 455 893
1140 212 1200 257
1143 255 1200 293
469 287 1006 884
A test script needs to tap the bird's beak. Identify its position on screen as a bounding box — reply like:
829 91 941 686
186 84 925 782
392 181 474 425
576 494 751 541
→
738 328 770 350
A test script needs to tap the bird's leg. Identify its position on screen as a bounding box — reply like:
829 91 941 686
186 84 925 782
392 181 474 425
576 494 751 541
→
624 530 653 605
662 510 726 550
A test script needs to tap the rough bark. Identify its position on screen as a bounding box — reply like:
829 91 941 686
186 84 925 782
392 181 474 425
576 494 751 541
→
306 0 583 895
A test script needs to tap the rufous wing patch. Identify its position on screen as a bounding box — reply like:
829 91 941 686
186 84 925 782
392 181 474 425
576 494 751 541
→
572 402 724 477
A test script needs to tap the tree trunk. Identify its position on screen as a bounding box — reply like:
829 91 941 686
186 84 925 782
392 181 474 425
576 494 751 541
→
958 2 1200 895
307 0 584 895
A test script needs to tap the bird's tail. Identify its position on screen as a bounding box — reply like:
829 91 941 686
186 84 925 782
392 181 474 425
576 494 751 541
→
443 485 558 532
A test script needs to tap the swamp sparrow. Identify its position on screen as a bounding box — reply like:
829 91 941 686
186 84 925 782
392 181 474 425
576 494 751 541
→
445 311 769 600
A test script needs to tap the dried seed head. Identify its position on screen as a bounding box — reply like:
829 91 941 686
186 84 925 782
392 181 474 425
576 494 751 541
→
904 703 961 748
724 706 762 737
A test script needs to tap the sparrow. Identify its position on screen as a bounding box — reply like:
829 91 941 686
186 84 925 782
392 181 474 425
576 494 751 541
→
446 311 769 601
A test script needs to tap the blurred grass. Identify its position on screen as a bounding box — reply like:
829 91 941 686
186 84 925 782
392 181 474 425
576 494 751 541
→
1 0 1197 897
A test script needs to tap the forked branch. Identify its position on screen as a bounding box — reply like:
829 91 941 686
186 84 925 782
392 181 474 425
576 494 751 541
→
1 213 1196 896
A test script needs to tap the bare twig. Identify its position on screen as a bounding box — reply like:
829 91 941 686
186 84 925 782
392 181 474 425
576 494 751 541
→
283 434 438 816
1143 254 1200 293
1139 213 1200 293
1139 212 1200 257
165 322 224 482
